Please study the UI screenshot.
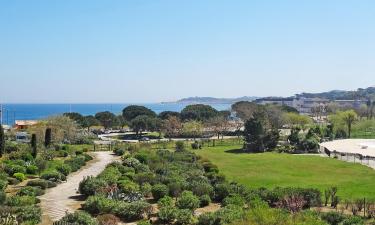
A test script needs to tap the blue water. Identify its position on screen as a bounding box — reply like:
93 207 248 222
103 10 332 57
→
0 103 231 125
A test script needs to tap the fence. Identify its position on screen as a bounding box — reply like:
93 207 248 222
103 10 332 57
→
321 147 375 169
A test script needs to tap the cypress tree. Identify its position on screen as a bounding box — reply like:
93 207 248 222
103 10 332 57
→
31 134 37 158
0 125 4 158
44 128 52 147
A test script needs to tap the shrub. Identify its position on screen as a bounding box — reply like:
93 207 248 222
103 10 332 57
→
200 194 212 207
117 180 139 194
7 177 20 185
214 183 231 201
97 214 120 225
0 191 6 204
114 201 152 221
65 156 86 172
222 194 245 207
59 211 99 225
84 195 115 214
158 196 174 208
56 164 72 176
134 172 156 185
83 153 94 161
321 212 345 225
17 186 45 197
55 150 69 157
98 167 122 184
176 209 195 225
79 176 108 196
152 184 169 201
4 164 26 175
75 150 83 155
0 179 8 190
13 172 26 181
134 152 149 164
176 191 200 211
114 148 125 156
123 157 141 168
140 182 152 197
175 141 185 152
342 216 364 225
14 205 42 225
41 171 66 182
198 212 217 225
26 165 38 175
215 205 244 224
6 195 38 206
190 181 214 197
158 206 178 224
27 179 49 189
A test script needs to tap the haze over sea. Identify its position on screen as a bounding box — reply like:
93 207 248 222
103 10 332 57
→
0 103 231 125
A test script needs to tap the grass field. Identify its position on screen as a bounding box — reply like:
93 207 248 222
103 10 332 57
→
195 140 375 200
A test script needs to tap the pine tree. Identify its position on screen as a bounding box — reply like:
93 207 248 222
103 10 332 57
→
31 134 37 158
0 125 4 157
44 128 52 147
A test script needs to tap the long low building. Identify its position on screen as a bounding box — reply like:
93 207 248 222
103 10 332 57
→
320 139 375 157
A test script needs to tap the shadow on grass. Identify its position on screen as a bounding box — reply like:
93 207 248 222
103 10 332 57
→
225 149 247 154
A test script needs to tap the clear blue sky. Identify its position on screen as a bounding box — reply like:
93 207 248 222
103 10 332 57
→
1 0 374 103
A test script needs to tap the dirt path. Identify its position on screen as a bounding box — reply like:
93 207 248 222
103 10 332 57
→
39 151 118 223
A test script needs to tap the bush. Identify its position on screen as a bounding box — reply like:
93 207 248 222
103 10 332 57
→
152 184 169 201
7 177 20 185
97 214 120 225
158 206 178 224
134 172 156 185
0 179 8 190
55 150 69 157
84 195 115 214
222 194 245 207
321 212 345 225
214 183 231 201
140 182 152 197
41 171 66 182
59 211 99 225
83 153 94 161
17 186 45 197
190 181 214 197
13 172 26 181
0 191 6 204
342 216 364 225
27 179 48 189
176 191 200 211
65 156 86 172
6 195 38 206
198 212 217 225
114 148 125 156
191 141 202 150
15 205 42 225
176 209 195 225
56 164 72 176
158 196 174 208
175 141 185 152
79 176 108 196
26 165 38 175
4 164 26 175
114 200 152 221
117 180 139 194
200 194 212 207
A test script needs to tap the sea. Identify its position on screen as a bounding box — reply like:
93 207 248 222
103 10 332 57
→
0 103 232 125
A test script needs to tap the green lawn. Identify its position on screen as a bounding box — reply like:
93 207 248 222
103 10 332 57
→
195 141 375 200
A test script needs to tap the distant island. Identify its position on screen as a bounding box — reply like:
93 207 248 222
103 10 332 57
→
162 96 260 104
163 86 375 105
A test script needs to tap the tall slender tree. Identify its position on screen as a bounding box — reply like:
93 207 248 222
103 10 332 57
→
31 134 37 158
44 128 52 147
0 125 4 157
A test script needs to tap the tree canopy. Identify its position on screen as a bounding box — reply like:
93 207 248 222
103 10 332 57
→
95 111 118 129
158 111 180 120
122 105 156 122
180 104 218 121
